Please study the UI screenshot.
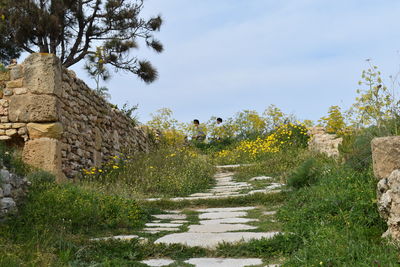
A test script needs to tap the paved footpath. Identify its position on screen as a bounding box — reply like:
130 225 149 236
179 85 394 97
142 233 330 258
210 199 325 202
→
92 165 285 267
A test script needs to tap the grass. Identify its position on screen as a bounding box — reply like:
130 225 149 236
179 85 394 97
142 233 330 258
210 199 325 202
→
80 146 215 198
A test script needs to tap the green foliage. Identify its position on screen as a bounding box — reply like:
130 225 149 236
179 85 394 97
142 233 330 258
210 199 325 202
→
1 0 163 83
319 105 347 134
349 63 396 128
0 143 30 176
279 162 398 266
234 110 267 139
287 158 319 189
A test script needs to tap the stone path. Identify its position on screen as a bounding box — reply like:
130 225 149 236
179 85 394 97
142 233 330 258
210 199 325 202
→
91 165 285 266
146 169 284 202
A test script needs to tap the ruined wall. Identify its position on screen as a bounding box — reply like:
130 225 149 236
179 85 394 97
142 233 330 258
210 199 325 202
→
308 127 343 158
0 53 156 180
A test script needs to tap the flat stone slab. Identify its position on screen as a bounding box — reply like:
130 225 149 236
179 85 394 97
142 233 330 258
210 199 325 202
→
188 223 257 233
153 214 187 220
143 227 180 232
199 211 247 220
154 232 280 248
197 207 256 213
200 218 259 225
90 235 139 241
250 176 273 181
145 223 183 228
185 258 263 267
141 259 175 266
263 211 277 216
170 220 188 223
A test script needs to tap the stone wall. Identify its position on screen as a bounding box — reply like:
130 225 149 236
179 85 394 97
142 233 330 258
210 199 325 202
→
308 127 343 158
0 53 156 180
0 169 30 220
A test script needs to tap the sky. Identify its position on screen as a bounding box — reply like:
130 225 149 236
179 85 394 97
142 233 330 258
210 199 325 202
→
70 0 400 124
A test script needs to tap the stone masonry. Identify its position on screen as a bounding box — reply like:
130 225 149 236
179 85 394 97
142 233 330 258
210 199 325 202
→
0 53 156 181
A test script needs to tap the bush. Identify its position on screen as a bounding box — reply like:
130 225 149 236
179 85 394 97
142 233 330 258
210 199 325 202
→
286 155 335 189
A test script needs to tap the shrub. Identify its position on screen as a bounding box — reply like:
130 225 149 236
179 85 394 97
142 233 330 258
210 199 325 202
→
287 158 320 189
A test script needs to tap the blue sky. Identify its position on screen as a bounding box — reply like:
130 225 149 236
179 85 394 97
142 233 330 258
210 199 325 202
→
71 0 400 124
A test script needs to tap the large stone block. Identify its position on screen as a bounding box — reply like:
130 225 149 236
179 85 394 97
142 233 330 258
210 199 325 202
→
371 136 400 180
23 53 62 96
8 94 59 122
22 138 65 182
27 122 63 139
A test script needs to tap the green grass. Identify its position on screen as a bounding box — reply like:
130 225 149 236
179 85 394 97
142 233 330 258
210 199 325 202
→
80 147 215 198
279 161 399 266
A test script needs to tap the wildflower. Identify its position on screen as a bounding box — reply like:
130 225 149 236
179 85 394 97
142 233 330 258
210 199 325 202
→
112 165 119 169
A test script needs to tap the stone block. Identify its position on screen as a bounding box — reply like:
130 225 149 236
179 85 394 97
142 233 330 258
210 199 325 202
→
23 138 65 182
2 183 11 197
27 122 63 139
5 129 17 136
8 94 59 122
0 136 11 140
6 79 23 88
3 89 13 96
0 197 16 211
23 53 62 96
372 136 400 180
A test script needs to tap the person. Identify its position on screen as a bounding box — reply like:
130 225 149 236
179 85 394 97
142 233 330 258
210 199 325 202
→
192 119 206 141
216 117 223 124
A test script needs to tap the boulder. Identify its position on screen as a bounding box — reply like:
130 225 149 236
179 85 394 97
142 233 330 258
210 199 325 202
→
371 136 400 180
27 122 63 139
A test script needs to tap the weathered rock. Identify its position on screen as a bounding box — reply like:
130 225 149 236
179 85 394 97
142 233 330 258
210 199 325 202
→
199 211 247 220
24 53 62 96
153 214 187 220
377 169 400 240
27 122 63 139
372 136 400 180
8 94 59 122
308 127 342 158
0 198 16 212
22 138 65 182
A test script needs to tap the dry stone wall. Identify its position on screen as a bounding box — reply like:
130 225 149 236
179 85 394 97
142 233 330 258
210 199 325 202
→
0 53 156 180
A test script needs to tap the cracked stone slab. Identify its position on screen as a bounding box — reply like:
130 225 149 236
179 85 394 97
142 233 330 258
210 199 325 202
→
185 258 263 267
141 259 175 266
199 211 247 220
250 176 273 181
155 232 280 248
197 207 256 213
145 223 183 228
90 235 139 241
200 218 259 225
190 193 215 197
188 223 257 233
153 214 187 220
